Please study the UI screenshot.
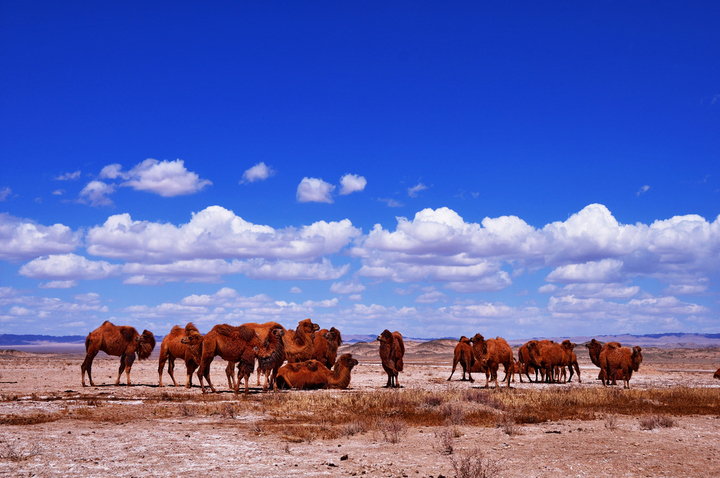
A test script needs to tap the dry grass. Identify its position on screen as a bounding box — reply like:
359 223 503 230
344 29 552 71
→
449 447 504 478
0 436 40 462
0 386 714 441
639 414 677 430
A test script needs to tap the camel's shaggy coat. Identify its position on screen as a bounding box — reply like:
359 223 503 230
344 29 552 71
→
470 334 514 388
586 339 623 381
312 327 343 369
447 336 474 381
197 324 261 395
275 353 359 390
158 323 203 388
378 330 404 388
599 343 643 388
284 318 320 363
81 321 156 387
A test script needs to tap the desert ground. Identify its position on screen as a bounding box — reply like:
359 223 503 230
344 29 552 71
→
1 340 720 477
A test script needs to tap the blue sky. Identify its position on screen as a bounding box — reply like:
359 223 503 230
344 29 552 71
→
1 2 719 339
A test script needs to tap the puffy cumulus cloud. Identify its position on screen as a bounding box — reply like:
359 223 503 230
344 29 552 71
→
86 205 360 263
352 204 720 291
99 164 123 179
19 254 121 280
0 214 80 261
240 162 275 184
297 177 335 203
119 159 212 197
79 180 115 207
339 174 367 195
415 290 447 304
545 259 624 284
330 280 366 295
302 298 339 308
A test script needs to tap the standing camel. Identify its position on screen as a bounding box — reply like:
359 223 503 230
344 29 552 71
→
378 329 404 388
81 321 156 387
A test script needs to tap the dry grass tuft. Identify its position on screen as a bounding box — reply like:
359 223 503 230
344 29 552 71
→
605 414 619 431
449 447 503 478
0 436 40 462
379 417 408 444
434 427 455 455
639 414 677 430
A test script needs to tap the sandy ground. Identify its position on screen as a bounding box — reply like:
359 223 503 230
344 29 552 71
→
1 341 720 477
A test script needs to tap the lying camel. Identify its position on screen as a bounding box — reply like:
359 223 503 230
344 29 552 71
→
81 321 156 387
158 323 203 388
447 336 474 381
378 330 404 388
275 354 359 390
714 368 720 380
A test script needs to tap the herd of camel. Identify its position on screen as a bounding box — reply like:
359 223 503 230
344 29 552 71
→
79 320 720 394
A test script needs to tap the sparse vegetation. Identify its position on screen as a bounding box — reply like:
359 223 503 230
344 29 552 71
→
640 414 677 430
434 427 455 455
0 436 40 462
449 447 503 478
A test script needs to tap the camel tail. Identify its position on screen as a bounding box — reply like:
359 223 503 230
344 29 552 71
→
84 335 91 352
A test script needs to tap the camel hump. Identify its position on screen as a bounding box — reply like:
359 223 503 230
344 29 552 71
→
170 325 183 333
101 320 114 327
120 327 136 342
606 342 620 350
306 361 320 372
185 322 199 334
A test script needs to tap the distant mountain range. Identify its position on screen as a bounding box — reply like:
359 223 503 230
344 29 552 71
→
3 332 720 348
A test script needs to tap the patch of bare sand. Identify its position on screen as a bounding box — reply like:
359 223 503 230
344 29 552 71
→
1 343 720 477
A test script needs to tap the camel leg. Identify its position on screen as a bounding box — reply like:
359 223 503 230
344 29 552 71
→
256 368 262 386
168 356 178 387
394 371 400 389
124 354 136 386
115 355 127 385
158 350 167 387
447 361 458 381
225 361 236 389
81 345 100 387
574 363 581 383
185 361 197 388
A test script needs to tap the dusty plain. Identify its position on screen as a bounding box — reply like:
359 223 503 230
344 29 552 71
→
1 340 720 477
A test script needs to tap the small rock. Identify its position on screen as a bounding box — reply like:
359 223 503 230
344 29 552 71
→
341 455 349 461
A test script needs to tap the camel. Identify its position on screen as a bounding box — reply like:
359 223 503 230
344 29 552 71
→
517 341 540 382
447 336 475 381
284 318 320 363
275 353 359 390
599 343 643 388
81 321 156 387
312 327 343 369
196 324 262 395
253 324 286 391
238 321 287 390
378 330 404 388
558 340 581 383
469 334 514 388
585 339 622 381
158 323 203 388
527 340 566 383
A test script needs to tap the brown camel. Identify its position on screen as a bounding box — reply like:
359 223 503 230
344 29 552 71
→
599 344 643 388
585 339 622 381
81 321 156 387
378 330 404 388
312 327 343 369
558 340 581 383
527 340 566 383
447 336 475 381
517 341 539 382
197 324 261 395
284 318 320 363
275 353 359 390
253 323 286 391
158 322 203 388
469 334 514 388
238 321 287 390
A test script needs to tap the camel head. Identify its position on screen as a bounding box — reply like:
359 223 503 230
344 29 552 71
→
135 330 156 360
377 329 393 344
298 318 320 338
561 340 576 351
631 346 643 371
324 327 343 345
336 353 359 370
271 326 286 338
469 333 485 347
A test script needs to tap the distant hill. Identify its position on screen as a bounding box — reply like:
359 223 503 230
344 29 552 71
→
0 334 86 346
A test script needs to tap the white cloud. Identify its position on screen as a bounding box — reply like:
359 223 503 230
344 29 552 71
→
79 180 115 207
339 174 367 195
415 290 447 304
302 298 339 308
52 190 64 196
0 214 80 261
290 287 302 294
550 283 640 299
538 284 557 294
545 259 624 284
330 280 367 295
408 182 428 197
241 162 275 184
99 163 124 179
0 187 12 201
378 198 403 208
39 280 78 289
120 159 211 197
297 177 335 203
55 171 81 181
19 253 121 280
637 185 650 197
662 284 708 295
86 205 360 263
